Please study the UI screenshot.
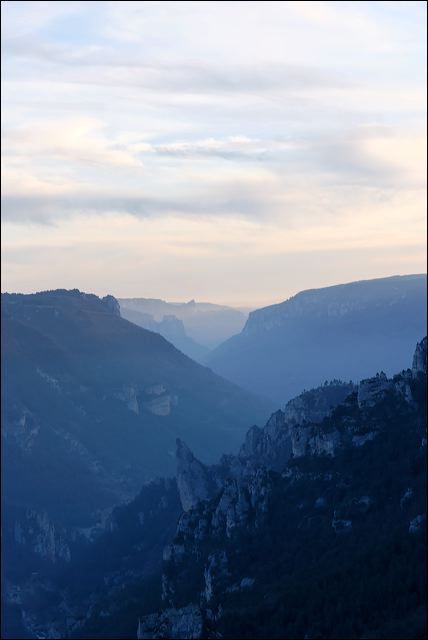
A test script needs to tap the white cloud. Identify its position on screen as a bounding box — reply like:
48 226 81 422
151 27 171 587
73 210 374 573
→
3 117 142 170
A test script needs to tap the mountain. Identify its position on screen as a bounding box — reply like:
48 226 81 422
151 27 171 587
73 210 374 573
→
118 306 208 362
1 289 270 535
135 337 426 640
9 338 426 640
206 274 427 403
118 298 248 349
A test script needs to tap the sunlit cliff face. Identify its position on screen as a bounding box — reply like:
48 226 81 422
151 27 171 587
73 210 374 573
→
2 0 426 304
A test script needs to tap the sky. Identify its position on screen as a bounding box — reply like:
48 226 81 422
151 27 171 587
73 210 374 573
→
1 0 427 307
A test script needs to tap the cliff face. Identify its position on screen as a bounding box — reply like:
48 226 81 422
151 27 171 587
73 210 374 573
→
412 336 427 377
289 359 425 459
4 478 182 640
284 382 355 424
242 276 426 336
175 381 356 512
176 439 216 511
206 275 427 403
240 382 356 466
138 338 427 639
174 356 425 515
102 295 121 316
8 508 72 564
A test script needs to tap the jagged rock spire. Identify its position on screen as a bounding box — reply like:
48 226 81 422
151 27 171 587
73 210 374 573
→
412 336 427 377
176 438 215 511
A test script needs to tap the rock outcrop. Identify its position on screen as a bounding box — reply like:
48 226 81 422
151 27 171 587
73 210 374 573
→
412 336 427 377
239 383 356 468
137 605 203 639
102 294 120 316
176 439 216 511
357 372 393 408
175 380 359 517
283 382 355 424
238 410 289 469
12 509 71 564
114 384 177 417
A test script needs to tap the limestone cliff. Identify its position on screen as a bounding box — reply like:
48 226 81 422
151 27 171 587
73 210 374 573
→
11 509 71 564
412 336 427 377
176 439 216 511
136 338 427 639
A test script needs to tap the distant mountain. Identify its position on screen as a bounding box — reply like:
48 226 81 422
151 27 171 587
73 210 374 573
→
206 275 427 403
119 306 208 362
118 298 248 349
1 289 270 533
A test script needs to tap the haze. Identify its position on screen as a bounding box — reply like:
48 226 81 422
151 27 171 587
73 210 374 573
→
1 0 426 307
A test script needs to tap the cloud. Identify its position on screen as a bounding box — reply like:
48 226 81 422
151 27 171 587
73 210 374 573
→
3 35 353 95
3 118 142 168
129 135 286 160
1 174 283 224
1 1 426 301
288 126 427 187
2 120 425 228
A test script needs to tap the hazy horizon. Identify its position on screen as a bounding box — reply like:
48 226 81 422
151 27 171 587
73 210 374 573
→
1 271 427 310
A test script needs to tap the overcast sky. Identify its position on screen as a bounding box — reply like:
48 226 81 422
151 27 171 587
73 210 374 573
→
2 0 426 306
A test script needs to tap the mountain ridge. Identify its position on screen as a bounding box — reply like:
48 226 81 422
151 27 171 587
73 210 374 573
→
206 274 427 403
137 336 427 640
1 288 271 530
119 305 208 362
118 297 247 349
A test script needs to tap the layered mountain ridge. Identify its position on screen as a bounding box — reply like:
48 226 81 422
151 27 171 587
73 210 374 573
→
119 298 248 349
1 288 270 540
3 338 426 639
118 306 208 362
206 274 427 403
1 284 426 640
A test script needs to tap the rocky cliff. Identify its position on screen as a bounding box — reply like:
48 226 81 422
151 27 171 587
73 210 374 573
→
137 337 427 639
206 274 427 403
412 336 427 377
176 439 217 511
6 507 72 565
